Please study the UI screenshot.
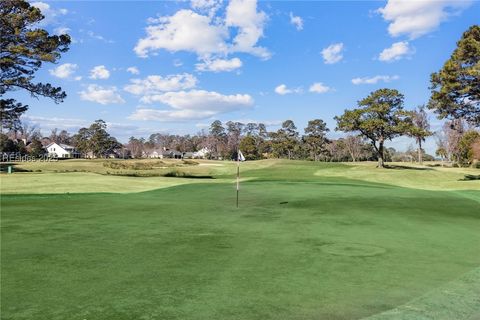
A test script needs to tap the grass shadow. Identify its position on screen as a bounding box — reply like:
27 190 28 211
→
384 164 433 171
459 174 480 181
0 163 33 173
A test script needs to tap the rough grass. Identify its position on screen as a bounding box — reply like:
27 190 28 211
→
1 160 479 320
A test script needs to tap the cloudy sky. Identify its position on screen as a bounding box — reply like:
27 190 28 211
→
12 0 478 152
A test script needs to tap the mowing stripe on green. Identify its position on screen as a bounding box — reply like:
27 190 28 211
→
364 267 480 320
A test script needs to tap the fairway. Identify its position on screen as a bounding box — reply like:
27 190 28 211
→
1 160 480 319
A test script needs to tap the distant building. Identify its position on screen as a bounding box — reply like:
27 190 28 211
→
144 147 210 160
84 150 120 159
145 149 164 159
182 152 195 159
193 147 210 159
162 149 183 159
45 142 80 158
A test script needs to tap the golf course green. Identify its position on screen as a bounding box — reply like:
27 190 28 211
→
1 160 479 319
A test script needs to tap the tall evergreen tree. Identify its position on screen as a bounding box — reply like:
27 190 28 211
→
1 0 71 130
239 136 260 160
271 120 299 159
209 120 227 158
72 120 120 157
303 119 330 161
429 25 480 125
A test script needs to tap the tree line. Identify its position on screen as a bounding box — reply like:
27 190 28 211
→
1 113 478 167
1 1 479 167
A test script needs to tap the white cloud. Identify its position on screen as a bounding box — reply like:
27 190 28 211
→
124 74 197 95
191 0 222 17
140 90 253 108
275 82 332 96
351 75 400 85
79 85 125 105
22 115 87 132
378 0 472 39
190 0 220 10
126 67 140 75
231 119 282 126
196 57 242 72
289 12 303 31
274 84 303 95
378 41 414 62
135 0 269 60
321 43 344 64
129 90 253 122
134 9 228 58
309 82 331 93
275 84 290 95
89 65 110 79
31 2 68 26
195 123 210 128
225 0 270 59
49 63 78 79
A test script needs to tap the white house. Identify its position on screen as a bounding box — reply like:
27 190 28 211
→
193 147 211 159
145 149 164 159
46 142 80 158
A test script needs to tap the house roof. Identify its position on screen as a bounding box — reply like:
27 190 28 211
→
163 150 182 155
60 143 75 150
45 142 76 150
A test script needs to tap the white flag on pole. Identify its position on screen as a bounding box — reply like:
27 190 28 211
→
238 150 246 162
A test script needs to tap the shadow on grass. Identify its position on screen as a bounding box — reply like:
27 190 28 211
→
0 163 33 173
459 174 480 181
104 171 215 179
384 164 433 171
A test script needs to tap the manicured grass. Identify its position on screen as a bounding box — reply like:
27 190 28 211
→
2 159 479 194
0 172 226 194
367 267 480 320
319 161 480 191
0 159 235 194
1 160 479 319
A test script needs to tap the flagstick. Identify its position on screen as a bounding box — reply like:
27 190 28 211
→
236 151 240 208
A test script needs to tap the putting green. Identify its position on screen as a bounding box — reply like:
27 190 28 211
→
365 267 480 320
320 243 387 257
1 160 479 319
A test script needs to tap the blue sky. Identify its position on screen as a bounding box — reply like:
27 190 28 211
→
12 0 479 152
